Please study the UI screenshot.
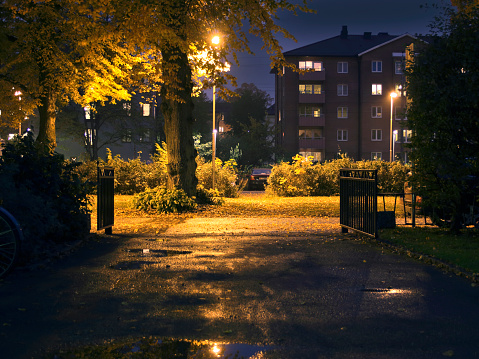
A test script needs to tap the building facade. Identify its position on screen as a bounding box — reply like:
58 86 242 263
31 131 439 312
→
274 26 420 162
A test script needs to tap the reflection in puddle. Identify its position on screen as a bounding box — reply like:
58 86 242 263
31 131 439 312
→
204 342 273 359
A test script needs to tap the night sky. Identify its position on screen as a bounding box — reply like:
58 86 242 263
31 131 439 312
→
222 0 446 100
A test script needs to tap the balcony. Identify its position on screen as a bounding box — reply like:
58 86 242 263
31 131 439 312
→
300 71 325 81
299 137 325 149
299 92 325 103
299 115 325 127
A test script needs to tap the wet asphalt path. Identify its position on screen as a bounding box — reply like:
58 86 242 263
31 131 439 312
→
0 217 478 359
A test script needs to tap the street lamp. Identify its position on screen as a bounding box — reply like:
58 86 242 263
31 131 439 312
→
389 92 398 162
211 34 230 190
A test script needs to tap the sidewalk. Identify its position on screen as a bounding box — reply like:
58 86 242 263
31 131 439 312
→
0 217 478 358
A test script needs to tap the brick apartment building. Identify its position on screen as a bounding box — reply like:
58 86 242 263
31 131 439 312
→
274 26 424 162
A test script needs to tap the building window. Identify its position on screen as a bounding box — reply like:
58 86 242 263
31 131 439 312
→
299 128 322 139
395 84 405 97
396 107 407 120
337 62 348 73
299 84 321 95
371 106 382 118
371 152 382 160
122 129 132 143
84 106 91 120
371 84 382 95
299 105 321 117
372 61 382 72
371 129 382 141
139 129 150 142
84 129 96 145
299 61 322 71
337 130 348 141
395 61 404 74
337 107 348 118
141 103 151 116
299 151 322 162
337 84 348 96
123 102 131 116
403 129 412 143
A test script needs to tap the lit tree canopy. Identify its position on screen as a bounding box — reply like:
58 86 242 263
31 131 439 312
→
1 0 311 195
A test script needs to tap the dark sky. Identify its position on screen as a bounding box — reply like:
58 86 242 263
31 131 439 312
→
219 0 445 100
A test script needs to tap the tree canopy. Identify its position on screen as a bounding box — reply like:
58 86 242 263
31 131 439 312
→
406 5 479 230
1 0 311 195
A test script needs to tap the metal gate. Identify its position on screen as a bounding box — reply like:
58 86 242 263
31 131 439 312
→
340 169 378 238
97 165 114 234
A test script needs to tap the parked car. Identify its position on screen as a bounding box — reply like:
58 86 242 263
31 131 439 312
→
248 168 271 190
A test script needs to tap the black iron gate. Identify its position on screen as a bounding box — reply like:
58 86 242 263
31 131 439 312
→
97 165 114 234
340 169 378 238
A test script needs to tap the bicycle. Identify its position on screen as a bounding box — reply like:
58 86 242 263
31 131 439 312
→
0 206 23 278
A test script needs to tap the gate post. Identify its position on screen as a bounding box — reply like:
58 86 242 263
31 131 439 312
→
97 165 114 234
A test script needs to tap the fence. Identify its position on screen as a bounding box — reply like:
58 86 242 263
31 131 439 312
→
97 165 114 234
339 169 378 238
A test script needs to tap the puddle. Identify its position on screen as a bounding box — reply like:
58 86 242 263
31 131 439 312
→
124 248 192 257
207 342 274 358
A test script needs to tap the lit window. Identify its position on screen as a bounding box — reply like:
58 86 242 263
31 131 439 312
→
299 61 322 71
299 128 322 139
403 129 412 143
84 106 91 120
372 61 382 72
299 84 312 94
299 151 322 162
371 106 382 118
337 130 348 141
313 84 322 95
337 107 348 118
123 102 131 116
337 84 348 96
299 106 321 117
371 129 382 141
84 129 96 145
395 84 405 97
372 84 382 95
337 62 348 73
141 103 150 116
371 152 382 160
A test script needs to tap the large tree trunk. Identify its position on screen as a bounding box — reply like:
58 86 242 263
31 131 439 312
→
36 91 57 153
160 45 197 197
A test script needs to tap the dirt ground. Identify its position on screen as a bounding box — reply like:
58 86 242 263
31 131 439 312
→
1 214 479 359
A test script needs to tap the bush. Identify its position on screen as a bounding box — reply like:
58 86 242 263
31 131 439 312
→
131 186 197 213
195 157 239 198
0 133 92 263
267 155 409 197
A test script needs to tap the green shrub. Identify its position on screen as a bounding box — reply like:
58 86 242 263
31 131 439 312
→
131 186 197 213
267 155 409 197
0 133 92 262
195 157 239 198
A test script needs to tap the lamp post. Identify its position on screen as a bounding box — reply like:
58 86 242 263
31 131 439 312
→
389 92 398 162
393 130 398 161
211 35 220 190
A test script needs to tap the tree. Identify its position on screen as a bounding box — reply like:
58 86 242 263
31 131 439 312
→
122 0 309 196
0 1 141 152
1 0 310 196
406 6 479 231
228 83 272 136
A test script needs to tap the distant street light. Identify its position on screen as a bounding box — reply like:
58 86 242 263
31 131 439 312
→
390 92 398 162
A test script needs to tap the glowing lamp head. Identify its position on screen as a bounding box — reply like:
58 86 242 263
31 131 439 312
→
212 35 220 45
390 92 398 99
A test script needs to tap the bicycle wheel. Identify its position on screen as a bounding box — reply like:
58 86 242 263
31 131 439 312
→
0 207 22 278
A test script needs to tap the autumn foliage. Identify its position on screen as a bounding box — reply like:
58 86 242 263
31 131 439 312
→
267 155 410 197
